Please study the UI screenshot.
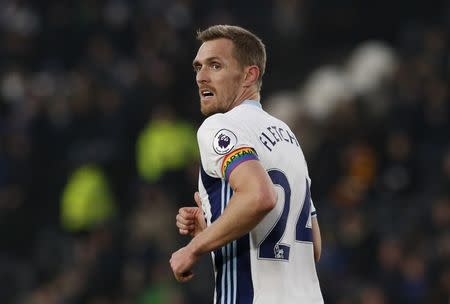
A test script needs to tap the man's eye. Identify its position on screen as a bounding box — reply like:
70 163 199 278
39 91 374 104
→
193 66 201 72
211 63 221 70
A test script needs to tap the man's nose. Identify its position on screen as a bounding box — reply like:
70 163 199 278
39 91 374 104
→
196 67 209 84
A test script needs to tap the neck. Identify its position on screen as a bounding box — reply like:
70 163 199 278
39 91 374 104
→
228 86 260 110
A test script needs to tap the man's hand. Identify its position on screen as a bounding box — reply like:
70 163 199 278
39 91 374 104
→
176 192 206 237
170 245 199 282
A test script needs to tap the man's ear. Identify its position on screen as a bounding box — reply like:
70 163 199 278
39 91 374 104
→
243 65 260 87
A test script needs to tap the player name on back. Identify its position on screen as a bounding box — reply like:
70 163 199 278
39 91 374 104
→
259 125 299 152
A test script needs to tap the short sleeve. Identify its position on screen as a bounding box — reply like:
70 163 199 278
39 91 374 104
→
197 114 259 180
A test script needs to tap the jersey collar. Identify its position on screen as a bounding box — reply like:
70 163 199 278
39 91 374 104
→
242 99 262 108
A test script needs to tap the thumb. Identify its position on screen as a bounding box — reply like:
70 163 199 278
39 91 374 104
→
194 191 202 209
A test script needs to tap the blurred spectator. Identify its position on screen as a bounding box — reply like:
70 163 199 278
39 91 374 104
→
136 106 198 183
60 164 116 232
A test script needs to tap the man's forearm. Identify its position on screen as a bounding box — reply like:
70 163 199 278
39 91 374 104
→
187 191 273 257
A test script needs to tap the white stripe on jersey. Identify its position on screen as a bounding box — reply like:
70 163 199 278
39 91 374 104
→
226 185 232 304
221 180 226 304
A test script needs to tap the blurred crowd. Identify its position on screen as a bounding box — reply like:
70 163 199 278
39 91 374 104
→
0 0 449 303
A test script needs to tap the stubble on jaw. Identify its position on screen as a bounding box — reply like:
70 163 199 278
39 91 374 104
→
198 69 245 116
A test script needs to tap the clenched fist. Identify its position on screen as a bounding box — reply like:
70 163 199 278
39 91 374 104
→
176 192 206 237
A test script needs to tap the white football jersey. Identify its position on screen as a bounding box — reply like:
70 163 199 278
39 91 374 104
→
197 100 323 304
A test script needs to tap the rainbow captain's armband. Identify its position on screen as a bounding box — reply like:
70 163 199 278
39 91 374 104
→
221 147 259 180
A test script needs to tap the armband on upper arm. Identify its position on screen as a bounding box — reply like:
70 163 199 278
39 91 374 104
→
221 147 258 180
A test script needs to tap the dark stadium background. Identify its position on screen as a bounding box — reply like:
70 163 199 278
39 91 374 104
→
0 1 448 303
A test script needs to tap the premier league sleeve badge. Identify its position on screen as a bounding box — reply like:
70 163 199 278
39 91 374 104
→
212 129 237 155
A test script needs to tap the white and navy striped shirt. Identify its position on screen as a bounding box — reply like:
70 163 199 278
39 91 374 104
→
197 100 323 304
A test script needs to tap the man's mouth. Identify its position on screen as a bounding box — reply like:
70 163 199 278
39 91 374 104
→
200 89 214 99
